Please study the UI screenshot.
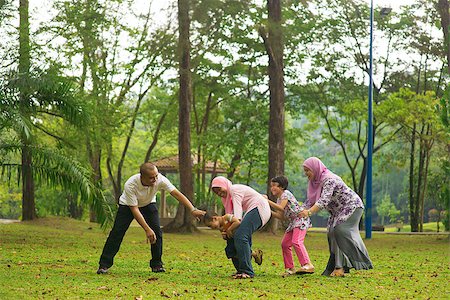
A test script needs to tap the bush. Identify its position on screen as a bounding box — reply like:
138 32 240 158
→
428 208 439 222
0 184 22 219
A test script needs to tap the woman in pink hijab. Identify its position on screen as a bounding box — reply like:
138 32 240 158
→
211 176 271 279
298 157 373 277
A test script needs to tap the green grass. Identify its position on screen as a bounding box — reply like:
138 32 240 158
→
0 217 449 299
384 221 446 233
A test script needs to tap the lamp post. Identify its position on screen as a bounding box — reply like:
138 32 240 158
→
366 2 391 239
365 0 375 240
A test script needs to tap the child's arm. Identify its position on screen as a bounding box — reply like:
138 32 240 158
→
267 198 288 212
223 214 241 239
271 210 285 220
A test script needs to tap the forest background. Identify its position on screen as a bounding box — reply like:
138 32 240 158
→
0 0 448 232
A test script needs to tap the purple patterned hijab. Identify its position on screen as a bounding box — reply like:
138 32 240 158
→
303 157 340 203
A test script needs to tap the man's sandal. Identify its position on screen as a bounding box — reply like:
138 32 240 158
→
233 273 253 279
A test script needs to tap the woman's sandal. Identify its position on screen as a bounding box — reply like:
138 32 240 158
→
330 269 345 277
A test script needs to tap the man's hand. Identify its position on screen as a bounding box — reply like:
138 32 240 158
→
145 228 157 244
191 208 206 220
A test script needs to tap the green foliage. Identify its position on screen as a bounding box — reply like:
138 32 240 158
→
0 68 113 225
376 194 400 225
0 183 21 219
0 140 113 225
432 85 450 231
0 217 448 299
1 0 448 230
35 186 71 218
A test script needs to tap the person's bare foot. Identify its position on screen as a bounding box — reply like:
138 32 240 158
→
330 268 345 277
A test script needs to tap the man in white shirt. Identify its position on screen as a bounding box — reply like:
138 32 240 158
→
97 163 205 274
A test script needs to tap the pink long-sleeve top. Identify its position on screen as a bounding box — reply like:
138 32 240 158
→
226 184 271 227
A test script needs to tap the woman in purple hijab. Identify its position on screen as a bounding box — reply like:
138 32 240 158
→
299 157 373 277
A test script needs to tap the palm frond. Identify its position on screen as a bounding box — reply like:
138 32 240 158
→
0 142 114 227
2 69 90 130
32 72 90 127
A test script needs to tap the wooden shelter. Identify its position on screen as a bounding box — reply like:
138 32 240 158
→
150 155 227 218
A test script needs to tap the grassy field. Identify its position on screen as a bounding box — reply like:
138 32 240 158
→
0 217 448 299
384 222 446 233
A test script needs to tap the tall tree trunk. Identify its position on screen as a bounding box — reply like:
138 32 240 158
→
357 158 367 199
165 0 195 232
409 124 418 232
227 153 241 179
144 109 169 163
19 0 36 221
437 0 450 73
67 193 83 219
21 145 35 220
88 144 102 222
261 0 285 233
409 57 424 232
419 126 433 232
266 0 285 189
416 127 426 232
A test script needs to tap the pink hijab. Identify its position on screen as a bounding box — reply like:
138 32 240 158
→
303 157 340 203
211 176 234 214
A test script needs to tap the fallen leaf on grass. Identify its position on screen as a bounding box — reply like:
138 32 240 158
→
51 264 64 268
146 277 158 282
258 293 267 297
160 290 170 298
135 296 143 300
97 286 110 291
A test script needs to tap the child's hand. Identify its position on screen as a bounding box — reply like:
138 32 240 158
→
221 231 228 240
225 228 234 239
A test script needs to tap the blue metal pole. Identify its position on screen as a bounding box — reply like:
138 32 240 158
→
365 0 374 239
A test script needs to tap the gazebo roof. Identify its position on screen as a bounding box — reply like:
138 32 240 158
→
150 155 227 174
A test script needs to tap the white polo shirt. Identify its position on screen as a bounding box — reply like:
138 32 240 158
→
118 173 176 207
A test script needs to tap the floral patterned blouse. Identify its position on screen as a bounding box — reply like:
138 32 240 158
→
312 177 364 229
277 190 311 232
